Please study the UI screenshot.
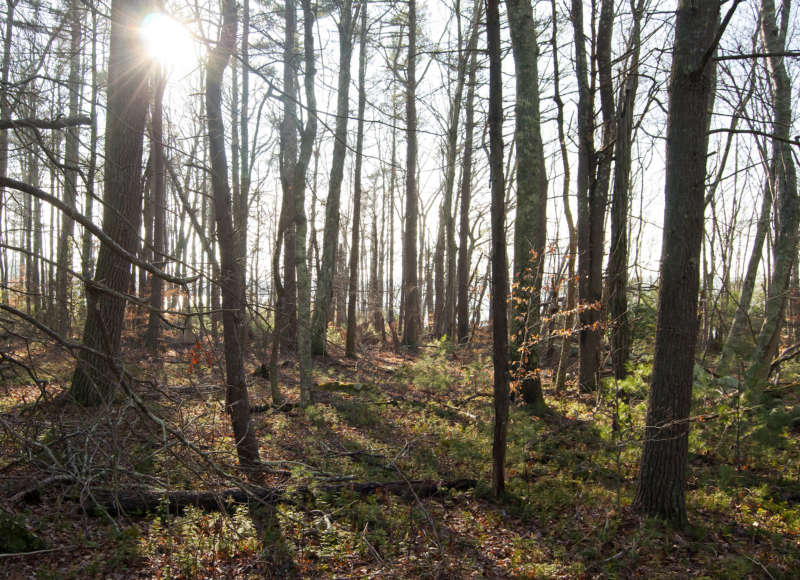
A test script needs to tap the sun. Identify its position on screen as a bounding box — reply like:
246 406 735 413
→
140 12 198 75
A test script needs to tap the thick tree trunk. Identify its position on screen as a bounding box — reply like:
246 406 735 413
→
507 0 547 413
633 0 721 527
312 0 354 355
206 0 260 470
487 0 509 499
70 0 150 406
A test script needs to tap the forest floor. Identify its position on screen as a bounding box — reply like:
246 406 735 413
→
1 328 800 578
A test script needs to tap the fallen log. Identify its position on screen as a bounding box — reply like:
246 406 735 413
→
84 478 477 516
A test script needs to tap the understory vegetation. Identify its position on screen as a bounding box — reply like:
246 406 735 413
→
2 328 799 578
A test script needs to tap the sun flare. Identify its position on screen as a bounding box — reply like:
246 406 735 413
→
140 12 198 74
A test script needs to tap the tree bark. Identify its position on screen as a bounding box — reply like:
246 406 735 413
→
487 0 509 499
506 0 547 413
312 0 355 355
294 0 318 406
607 0 644 380
346 0 368 358
457 26 479 344
402 0 421 349
744 0 799 390
146 68 167 352
206 0 261 470
69 0 151 406
633 0 721 527
55 0 83 337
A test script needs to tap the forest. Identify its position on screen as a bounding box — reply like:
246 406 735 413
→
1 0 800 577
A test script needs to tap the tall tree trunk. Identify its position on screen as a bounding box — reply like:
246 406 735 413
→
56 0 83 336
457 28 479 344
311 0 355 355
70 0 150 405
487 0 509 499
278 0 299 353
571 0 597 391
346 0 368 358
744 0 799 390
0 0 16 305
146 68 167 352
633 0 722 527
507 0 547 412
552 0 576 392
402 0 421 349
294 0 318 406
206 0 260 469
607 0 643 380
82 6 99 287
237 0 251 346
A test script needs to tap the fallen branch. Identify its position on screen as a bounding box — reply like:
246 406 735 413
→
83 478 477 515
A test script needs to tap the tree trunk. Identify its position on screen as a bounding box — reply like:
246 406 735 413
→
312 0 355 355
507 0 547 413
70 0 150 406
0 0 16 306
278 0 299 354
55 0 83 337
206 0 260 470
346 0 368 358
457 27 479 344
294 0 318 406
744 0 799 390
146 68 167 352
607 0 643 380
402 0 421 349
633 0 721 527
487 0 509 499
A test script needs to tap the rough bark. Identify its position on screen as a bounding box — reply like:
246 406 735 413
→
506 0 547 413
487 0 509 499
633 0 721 527
69 0 151 406
206 0 261 470
571 0 601 391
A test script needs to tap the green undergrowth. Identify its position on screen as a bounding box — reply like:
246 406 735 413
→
3 339 800 578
